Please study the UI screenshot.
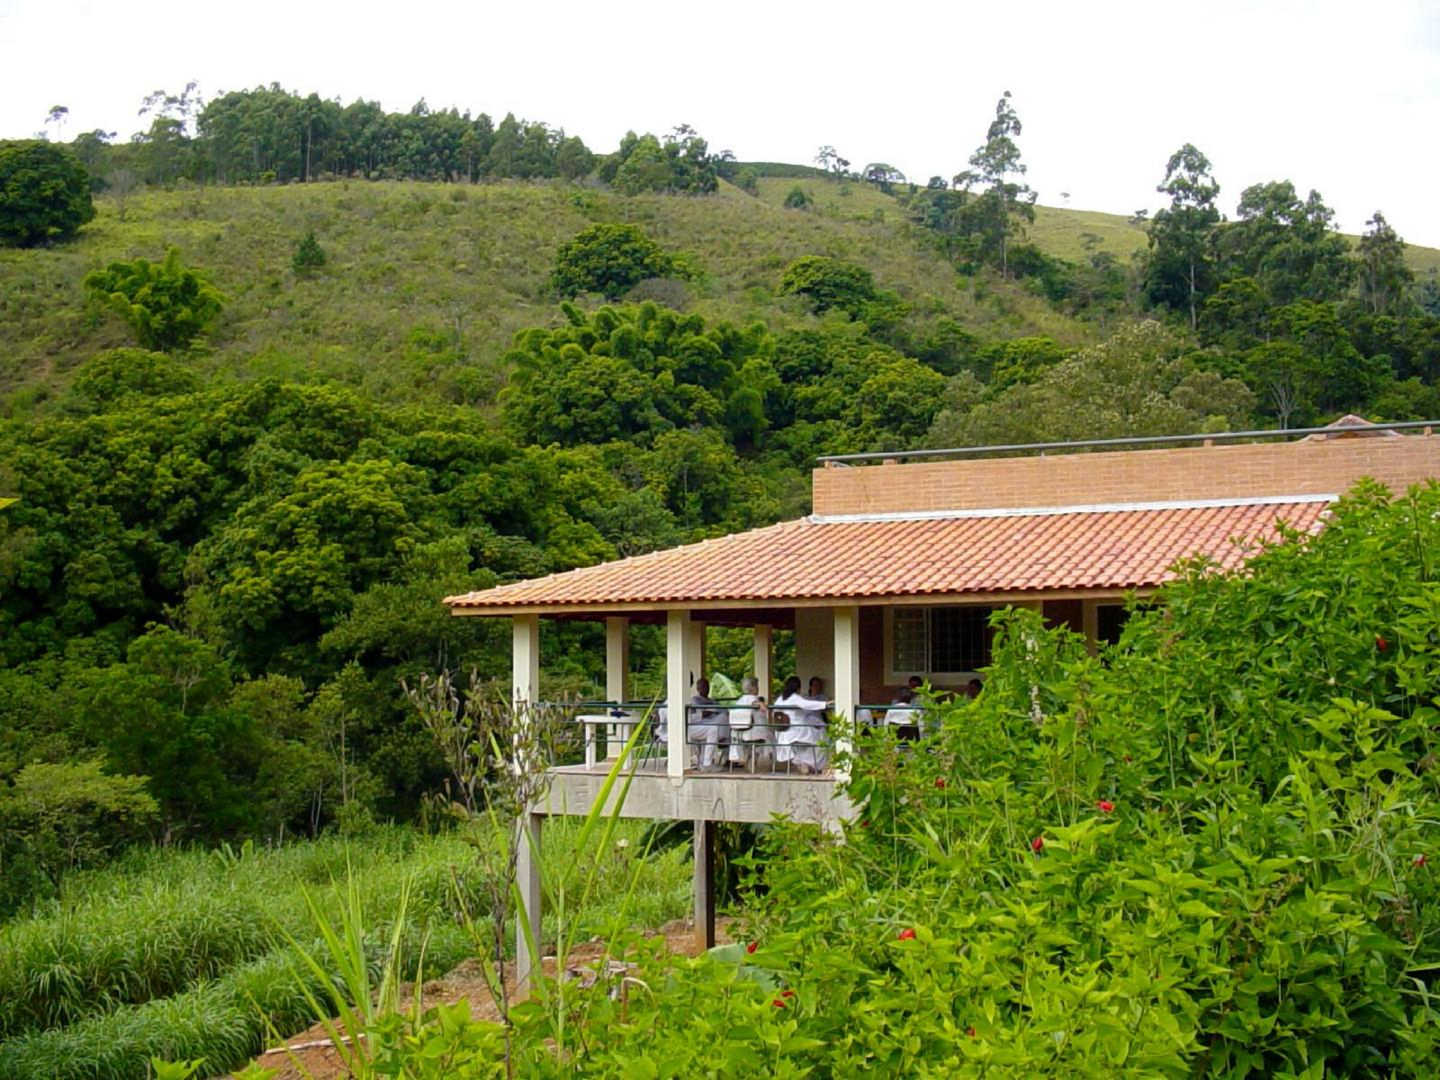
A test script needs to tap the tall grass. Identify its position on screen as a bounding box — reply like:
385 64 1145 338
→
0 821 688 1071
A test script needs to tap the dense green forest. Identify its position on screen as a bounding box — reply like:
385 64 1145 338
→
4 84 1440 903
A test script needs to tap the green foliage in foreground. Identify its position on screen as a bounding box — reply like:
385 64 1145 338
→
376 483 1440 1076
0 140 95 248
82 248 224 351
0 821 688 1078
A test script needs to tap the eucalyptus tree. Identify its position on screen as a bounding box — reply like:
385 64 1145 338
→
953 90 1036 277
1145 143 1221 329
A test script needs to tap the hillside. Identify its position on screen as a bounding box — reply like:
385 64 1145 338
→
0 178 1091 413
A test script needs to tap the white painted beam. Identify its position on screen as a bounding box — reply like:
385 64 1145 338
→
512 614 539 713
753 624 772 699
666 611 693 779
832 605 860 783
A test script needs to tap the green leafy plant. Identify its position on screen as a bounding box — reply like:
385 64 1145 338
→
550 223 689 300
83 247 224 351
292 231 327 276
0 139 95 247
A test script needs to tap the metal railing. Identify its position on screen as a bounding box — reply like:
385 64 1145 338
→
816 419 1440 466
542 699 947 775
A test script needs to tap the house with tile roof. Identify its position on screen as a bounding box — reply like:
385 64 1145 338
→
444 418 1440 964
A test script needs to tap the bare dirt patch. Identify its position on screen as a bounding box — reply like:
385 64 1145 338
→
247 918 732 1079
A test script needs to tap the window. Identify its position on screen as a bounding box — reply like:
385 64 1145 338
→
888 606 993 680
1097 604 1129 646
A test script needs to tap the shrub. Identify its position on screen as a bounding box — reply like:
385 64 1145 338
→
0 139 95 247
782 185 812 210
291 230 327 275
83 247 224 351
777 255 877 316
550 223 685 300
64 348 198 412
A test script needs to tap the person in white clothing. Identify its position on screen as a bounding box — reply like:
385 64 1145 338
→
689 679 728 770
728 676 773 771
774 675 831 774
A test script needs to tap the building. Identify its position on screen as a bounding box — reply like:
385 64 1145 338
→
444 419 1440 971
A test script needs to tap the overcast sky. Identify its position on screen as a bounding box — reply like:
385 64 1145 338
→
3 0 1438 247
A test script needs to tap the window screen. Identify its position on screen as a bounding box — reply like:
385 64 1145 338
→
893 608 927 672
929 606 992 672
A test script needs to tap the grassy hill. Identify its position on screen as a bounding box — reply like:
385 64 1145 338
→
0 178 1090 415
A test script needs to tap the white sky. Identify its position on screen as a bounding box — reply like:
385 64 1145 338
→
2 0 1438 247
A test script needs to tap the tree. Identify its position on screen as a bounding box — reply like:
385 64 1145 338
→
777 256 878 317
550 223 684 299
1215 181 1354 305
83 247 225 351
293 230 327 275
861 163 905 193
783 185 812 209
1356 211 1412 316
0 140 95 247
953 91 1036 276
1145 144 1220 329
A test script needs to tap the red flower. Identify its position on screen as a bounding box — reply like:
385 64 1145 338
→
966 1026 977 1038
935 777 947 790
1031 835 1045 853
1097 800 1115 813
897 927 916 941
1377 635 1390 652
781 988 795 999
1415 854 1428 868
772 998 786 1008
746 941 758 954
1123 754 1132 763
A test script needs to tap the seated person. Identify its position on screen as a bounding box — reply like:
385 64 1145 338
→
774 675 831 774
688 678 728 770
728 676 774 770
886 687 923 740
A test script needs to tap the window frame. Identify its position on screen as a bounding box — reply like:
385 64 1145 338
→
883 603 1000 686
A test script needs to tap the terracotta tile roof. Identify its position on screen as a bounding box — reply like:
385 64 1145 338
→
444 499 1331 613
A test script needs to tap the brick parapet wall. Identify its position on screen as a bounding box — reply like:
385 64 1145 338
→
811 435 1440 516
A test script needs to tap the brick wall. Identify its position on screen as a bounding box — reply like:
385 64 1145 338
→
812 434 1440 517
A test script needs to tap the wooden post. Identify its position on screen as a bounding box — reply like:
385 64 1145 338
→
833 605 859 782
753 623 772 699
666 611 693 779
604 617 629 757
693 818 715 951
515 812 543 989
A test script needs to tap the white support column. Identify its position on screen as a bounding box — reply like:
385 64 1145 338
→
753 624 772 699
833 605 860 782
685 619 706 686
512 614 539 714
1081 600 1100 657
666 610 694 779
514 812 543 990
604 617 630 758
693 818 716 951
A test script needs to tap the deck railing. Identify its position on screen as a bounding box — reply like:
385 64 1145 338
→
538 700 937 775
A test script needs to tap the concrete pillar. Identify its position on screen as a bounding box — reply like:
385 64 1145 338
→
794 607 835 690
1081 599 1100 657
512 614 539 714
666 610 694 779
685 619 706 686
753 624 772 699
833 605 860 782
605 617 629 703
514 811 543 989
604 617 630 758
693 818 715 951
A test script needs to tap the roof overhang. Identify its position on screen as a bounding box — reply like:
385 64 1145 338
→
446 497 1332 619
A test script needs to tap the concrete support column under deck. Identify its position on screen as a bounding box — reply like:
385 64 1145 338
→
753 624 772 699
832 605 859 782
605 617 630 757
514 811 543 989
693 818 716 951
511 615 542 989
666 610 696 779
1081 599 1100 657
